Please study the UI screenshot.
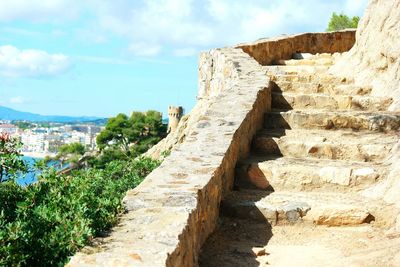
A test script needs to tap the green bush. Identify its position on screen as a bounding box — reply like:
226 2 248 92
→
0 157 160 266
327 12 360 31
0 134 27 182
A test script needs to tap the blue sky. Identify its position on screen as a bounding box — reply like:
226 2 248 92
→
0 0 368 118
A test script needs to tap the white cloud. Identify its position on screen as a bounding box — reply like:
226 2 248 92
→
128 43 162 57
0 0 78 22
76 55 134 65
9 96 25 104
51 29 66 37
76 27 108 44
173 48 198 57
92 0 206 56
0 0 370 57
1 27 43 37
344 0 369 16
86 0 369 56
0 45 71 77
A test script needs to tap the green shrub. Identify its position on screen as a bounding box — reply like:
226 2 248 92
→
0 134 27 182
327 12 360 31
0 157 160 266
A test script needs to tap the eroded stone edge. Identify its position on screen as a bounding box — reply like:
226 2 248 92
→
67 47 271 267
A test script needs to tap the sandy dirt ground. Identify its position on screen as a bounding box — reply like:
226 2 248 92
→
199 216 400 267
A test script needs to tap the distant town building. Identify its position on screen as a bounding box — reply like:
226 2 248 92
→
20 133 45 152
44 134 64 153
2 122 101 155
0 124 18 135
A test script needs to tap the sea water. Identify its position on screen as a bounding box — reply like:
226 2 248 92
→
17 156 39 185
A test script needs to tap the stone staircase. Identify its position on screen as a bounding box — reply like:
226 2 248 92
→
199 54 400 266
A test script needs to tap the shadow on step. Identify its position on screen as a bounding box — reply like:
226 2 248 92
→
264 112 292 130
235 154 282 190
270 82 294 111
199 190 273 267
252 129 286 156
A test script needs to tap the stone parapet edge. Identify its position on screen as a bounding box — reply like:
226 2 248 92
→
67 47 271 266
237 30 356 65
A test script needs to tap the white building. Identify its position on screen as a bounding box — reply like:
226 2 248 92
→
20 132 46 152
0 124 18 135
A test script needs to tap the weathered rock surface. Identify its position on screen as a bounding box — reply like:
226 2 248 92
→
222 190 376 226
331 0 400 111
70 1 400 265
201 39 400 266
145 47 258 160
363 140 400 208
146 31 358 160
236 156 385 190
265 109 400 132
253 129 397 162
68 47 271 266
272 91 393 111
237 30 356 66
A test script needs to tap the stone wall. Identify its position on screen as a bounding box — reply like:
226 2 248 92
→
146 30 356 160
237 30 356 66
330 0 400 111
145 49 254 160
68 30 363 266
68 48 271 266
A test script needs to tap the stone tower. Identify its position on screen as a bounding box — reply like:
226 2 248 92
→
167 106 183 133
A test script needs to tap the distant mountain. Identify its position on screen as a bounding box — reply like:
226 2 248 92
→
0 106 104 123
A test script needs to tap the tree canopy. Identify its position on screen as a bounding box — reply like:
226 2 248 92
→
58 142 86 156
96 110 167 158
52 142 87 167
327 12 360 31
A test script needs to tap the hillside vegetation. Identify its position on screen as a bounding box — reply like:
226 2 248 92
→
0 111 166 266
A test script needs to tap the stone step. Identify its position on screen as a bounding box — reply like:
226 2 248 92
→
277 57 334 66
266 65 330 75
269 73 351 84
264 110 400 132
271 92 393 111
253 129 398 162
291 52 334 60
221 190 376 226
271 81 372 96
235 156 386 191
